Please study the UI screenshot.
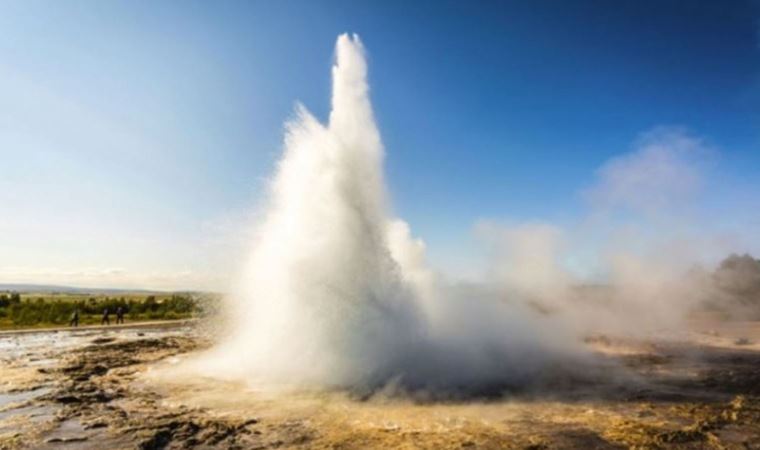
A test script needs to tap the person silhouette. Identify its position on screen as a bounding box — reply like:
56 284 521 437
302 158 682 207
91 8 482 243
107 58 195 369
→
69 309 79 327
116 306 125 325
101 308 110 326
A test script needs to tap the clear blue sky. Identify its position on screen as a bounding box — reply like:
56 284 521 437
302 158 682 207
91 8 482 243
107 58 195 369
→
1 1 759 289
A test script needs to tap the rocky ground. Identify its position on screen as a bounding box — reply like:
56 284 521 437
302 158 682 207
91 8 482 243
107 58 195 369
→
1 323 760 449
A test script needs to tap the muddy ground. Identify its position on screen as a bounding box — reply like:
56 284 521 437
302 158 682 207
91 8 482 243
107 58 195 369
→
1 322 760 449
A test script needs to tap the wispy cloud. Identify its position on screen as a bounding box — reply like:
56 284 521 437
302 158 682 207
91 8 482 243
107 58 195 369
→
584 127 714 215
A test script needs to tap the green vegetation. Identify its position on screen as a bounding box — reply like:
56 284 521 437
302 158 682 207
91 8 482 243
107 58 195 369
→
0 291 217 329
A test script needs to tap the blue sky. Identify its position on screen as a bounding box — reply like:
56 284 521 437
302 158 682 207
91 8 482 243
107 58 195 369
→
1 1 759 290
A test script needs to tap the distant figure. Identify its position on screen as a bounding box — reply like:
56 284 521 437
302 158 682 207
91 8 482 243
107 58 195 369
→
69 309 79 328
116 306 125 325
101 308 110 326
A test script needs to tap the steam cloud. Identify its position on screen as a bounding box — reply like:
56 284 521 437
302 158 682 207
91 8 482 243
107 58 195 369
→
196 34 758 394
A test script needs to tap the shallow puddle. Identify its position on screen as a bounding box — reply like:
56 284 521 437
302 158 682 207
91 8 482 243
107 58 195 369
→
0 387 51 410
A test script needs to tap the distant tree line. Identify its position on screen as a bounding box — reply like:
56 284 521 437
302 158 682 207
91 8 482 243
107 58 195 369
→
0 292 21 308
0 293 209 327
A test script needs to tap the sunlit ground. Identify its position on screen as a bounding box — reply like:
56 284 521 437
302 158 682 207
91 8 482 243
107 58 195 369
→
2 319 760 449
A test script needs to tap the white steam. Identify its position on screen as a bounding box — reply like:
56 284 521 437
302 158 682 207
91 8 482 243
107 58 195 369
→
476 128 746 336
199 34 578 392
196 34 756 394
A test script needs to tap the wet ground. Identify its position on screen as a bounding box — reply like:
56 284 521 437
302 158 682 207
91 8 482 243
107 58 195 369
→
1 321 760 449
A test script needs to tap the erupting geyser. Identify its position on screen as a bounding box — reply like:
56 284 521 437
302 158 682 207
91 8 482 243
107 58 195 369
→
200 34 580 393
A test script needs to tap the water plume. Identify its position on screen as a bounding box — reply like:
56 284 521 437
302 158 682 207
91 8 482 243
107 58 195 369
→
199 34 580 394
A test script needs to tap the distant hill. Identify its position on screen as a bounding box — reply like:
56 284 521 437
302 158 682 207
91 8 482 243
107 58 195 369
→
0 284 170 295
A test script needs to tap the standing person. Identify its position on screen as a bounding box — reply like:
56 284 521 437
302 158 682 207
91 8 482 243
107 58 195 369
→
69 308 79 328
116 306 125 325
101 307 110 326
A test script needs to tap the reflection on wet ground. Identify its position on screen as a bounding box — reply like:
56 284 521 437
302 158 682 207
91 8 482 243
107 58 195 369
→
0 323 192 449
0 388 50 410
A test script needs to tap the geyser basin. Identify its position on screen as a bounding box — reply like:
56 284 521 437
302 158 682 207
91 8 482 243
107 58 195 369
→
193 34 583 394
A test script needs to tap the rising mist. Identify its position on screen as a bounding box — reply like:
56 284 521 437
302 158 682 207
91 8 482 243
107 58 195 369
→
195 34 756 395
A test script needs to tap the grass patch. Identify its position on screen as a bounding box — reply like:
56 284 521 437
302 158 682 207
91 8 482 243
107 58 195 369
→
0 291 219 330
